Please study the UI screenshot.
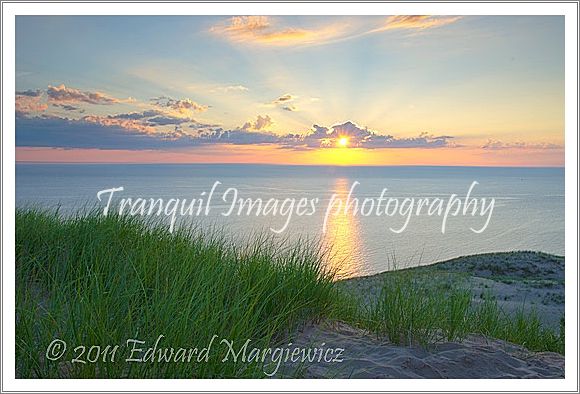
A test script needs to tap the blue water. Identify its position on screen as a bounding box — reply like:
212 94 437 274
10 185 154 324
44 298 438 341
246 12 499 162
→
16 164 565 278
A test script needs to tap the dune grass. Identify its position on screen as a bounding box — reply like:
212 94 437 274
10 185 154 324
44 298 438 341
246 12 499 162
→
341 271 565 354
16 208 564 378
16 209 336 378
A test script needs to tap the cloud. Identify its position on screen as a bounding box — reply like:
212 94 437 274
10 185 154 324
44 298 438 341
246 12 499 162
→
273 94 294 104
191 120 455 149
16 115 458 151
481 139 562 150
15 114 279 150
211 85 249 93
195 128 280 145
301 121 375 148
272 94 299 112
16 85 132 116
189 122 221 129
16 89 42 97
47 84 123 105
16 95 48 116
189 122 222 134
146 115 193 126
241 115 273 131
211 16 460 47
51 103 84 112
16 115 196 150
100 110 194 127
377 15 462 32
151 96 209 113
297 121 456 149
109 110 163 120
211 16 347 46
83 115 156 134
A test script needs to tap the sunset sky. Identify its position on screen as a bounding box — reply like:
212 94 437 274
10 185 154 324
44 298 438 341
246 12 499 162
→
15 15 564 166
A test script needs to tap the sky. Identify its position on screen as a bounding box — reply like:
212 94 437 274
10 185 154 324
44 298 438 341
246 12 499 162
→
15 15 564 166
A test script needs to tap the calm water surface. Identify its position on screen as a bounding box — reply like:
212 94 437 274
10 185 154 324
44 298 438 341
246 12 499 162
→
16 164 565 278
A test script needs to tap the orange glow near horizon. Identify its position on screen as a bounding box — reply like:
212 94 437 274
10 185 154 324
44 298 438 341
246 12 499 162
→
15 146 565 167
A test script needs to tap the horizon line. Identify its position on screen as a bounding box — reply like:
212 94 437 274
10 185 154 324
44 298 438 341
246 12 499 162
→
14 161 565 169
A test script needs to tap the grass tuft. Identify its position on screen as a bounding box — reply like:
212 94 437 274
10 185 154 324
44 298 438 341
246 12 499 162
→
341 272 564 354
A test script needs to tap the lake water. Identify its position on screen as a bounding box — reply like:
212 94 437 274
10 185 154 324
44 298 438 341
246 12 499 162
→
16 164 565 278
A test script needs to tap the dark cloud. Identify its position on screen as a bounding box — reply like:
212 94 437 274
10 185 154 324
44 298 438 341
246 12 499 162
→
151 96 209 113
107 110 192 126
272 94 299 112
273 94 294 104
15 115 197 150
16 89 42 97
16 115 457 151
297 122 377 147
146 115 192 126
295 122 455 149
189 122 223 134
51 103 84 112
109 110 163 120
189 122 221 130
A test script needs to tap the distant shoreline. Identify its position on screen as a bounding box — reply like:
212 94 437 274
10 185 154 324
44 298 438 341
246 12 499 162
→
340 250 565 280
338 251 565 330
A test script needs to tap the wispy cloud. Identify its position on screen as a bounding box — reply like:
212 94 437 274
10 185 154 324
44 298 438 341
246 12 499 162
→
211 16 348 46
211 15 462 47
375 15 462 32
196 128 280 145
481 139 562 150
210 85 249 93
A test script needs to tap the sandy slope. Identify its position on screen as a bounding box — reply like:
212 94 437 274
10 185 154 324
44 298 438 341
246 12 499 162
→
285 321 564 378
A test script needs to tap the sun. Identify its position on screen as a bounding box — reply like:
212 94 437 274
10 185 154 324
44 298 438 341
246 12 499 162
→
338 137 349 147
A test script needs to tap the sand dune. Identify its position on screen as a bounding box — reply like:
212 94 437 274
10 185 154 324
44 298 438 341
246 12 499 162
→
286 321 564 378
282 252 565 379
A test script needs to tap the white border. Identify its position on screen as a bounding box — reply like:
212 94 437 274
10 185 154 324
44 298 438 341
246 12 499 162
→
2 2 578 392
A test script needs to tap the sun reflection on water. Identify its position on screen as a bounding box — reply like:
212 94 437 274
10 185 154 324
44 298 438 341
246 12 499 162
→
322 178 365 280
